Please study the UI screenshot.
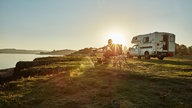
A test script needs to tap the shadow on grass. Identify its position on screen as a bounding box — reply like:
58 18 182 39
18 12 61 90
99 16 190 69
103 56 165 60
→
115 69 192 108
138 59 192 66
71 66 192 107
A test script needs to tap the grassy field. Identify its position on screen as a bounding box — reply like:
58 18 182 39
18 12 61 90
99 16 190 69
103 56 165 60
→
0 55 192 108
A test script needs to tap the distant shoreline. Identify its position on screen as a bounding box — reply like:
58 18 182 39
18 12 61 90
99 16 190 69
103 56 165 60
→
0 48 76 55
0 52 40 55
0 52 61 55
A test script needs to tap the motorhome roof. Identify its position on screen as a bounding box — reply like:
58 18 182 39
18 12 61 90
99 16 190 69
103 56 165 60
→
131 32 175 44
134 32 174 38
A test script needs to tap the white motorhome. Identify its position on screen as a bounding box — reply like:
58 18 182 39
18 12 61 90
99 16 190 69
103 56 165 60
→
127 32 175 60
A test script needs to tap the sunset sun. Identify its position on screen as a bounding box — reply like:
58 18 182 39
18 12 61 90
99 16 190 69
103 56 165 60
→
107 33 127 46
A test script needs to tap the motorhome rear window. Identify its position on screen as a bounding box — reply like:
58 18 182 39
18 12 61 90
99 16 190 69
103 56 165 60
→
143 37 149 43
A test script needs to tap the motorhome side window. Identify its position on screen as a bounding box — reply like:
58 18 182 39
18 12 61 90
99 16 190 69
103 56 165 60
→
170 35 174 42
143 37 149 43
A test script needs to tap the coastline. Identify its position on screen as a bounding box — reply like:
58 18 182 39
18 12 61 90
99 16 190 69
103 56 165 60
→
0 53 61 73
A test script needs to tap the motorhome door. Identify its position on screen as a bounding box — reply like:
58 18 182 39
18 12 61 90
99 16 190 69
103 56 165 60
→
163 35 168 50
132 45 140 56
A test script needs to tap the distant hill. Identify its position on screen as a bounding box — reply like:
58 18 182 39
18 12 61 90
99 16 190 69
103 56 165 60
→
70 47 98 56
40 49 76 55
70 47 94 55
0 48 47 54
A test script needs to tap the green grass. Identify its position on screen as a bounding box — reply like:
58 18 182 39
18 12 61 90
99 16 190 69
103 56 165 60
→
0 55 192 107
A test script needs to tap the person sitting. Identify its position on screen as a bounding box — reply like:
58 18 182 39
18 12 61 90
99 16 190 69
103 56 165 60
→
103 39 116 58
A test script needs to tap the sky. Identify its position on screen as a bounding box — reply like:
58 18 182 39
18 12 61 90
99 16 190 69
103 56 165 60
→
0 0 192 50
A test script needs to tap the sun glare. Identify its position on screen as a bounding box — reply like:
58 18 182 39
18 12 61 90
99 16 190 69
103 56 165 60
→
107 33 127 46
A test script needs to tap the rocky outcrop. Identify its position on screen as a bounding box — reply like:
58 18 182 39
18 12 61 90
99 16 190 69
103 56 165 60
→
14 61 36 73
13 60 55 77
